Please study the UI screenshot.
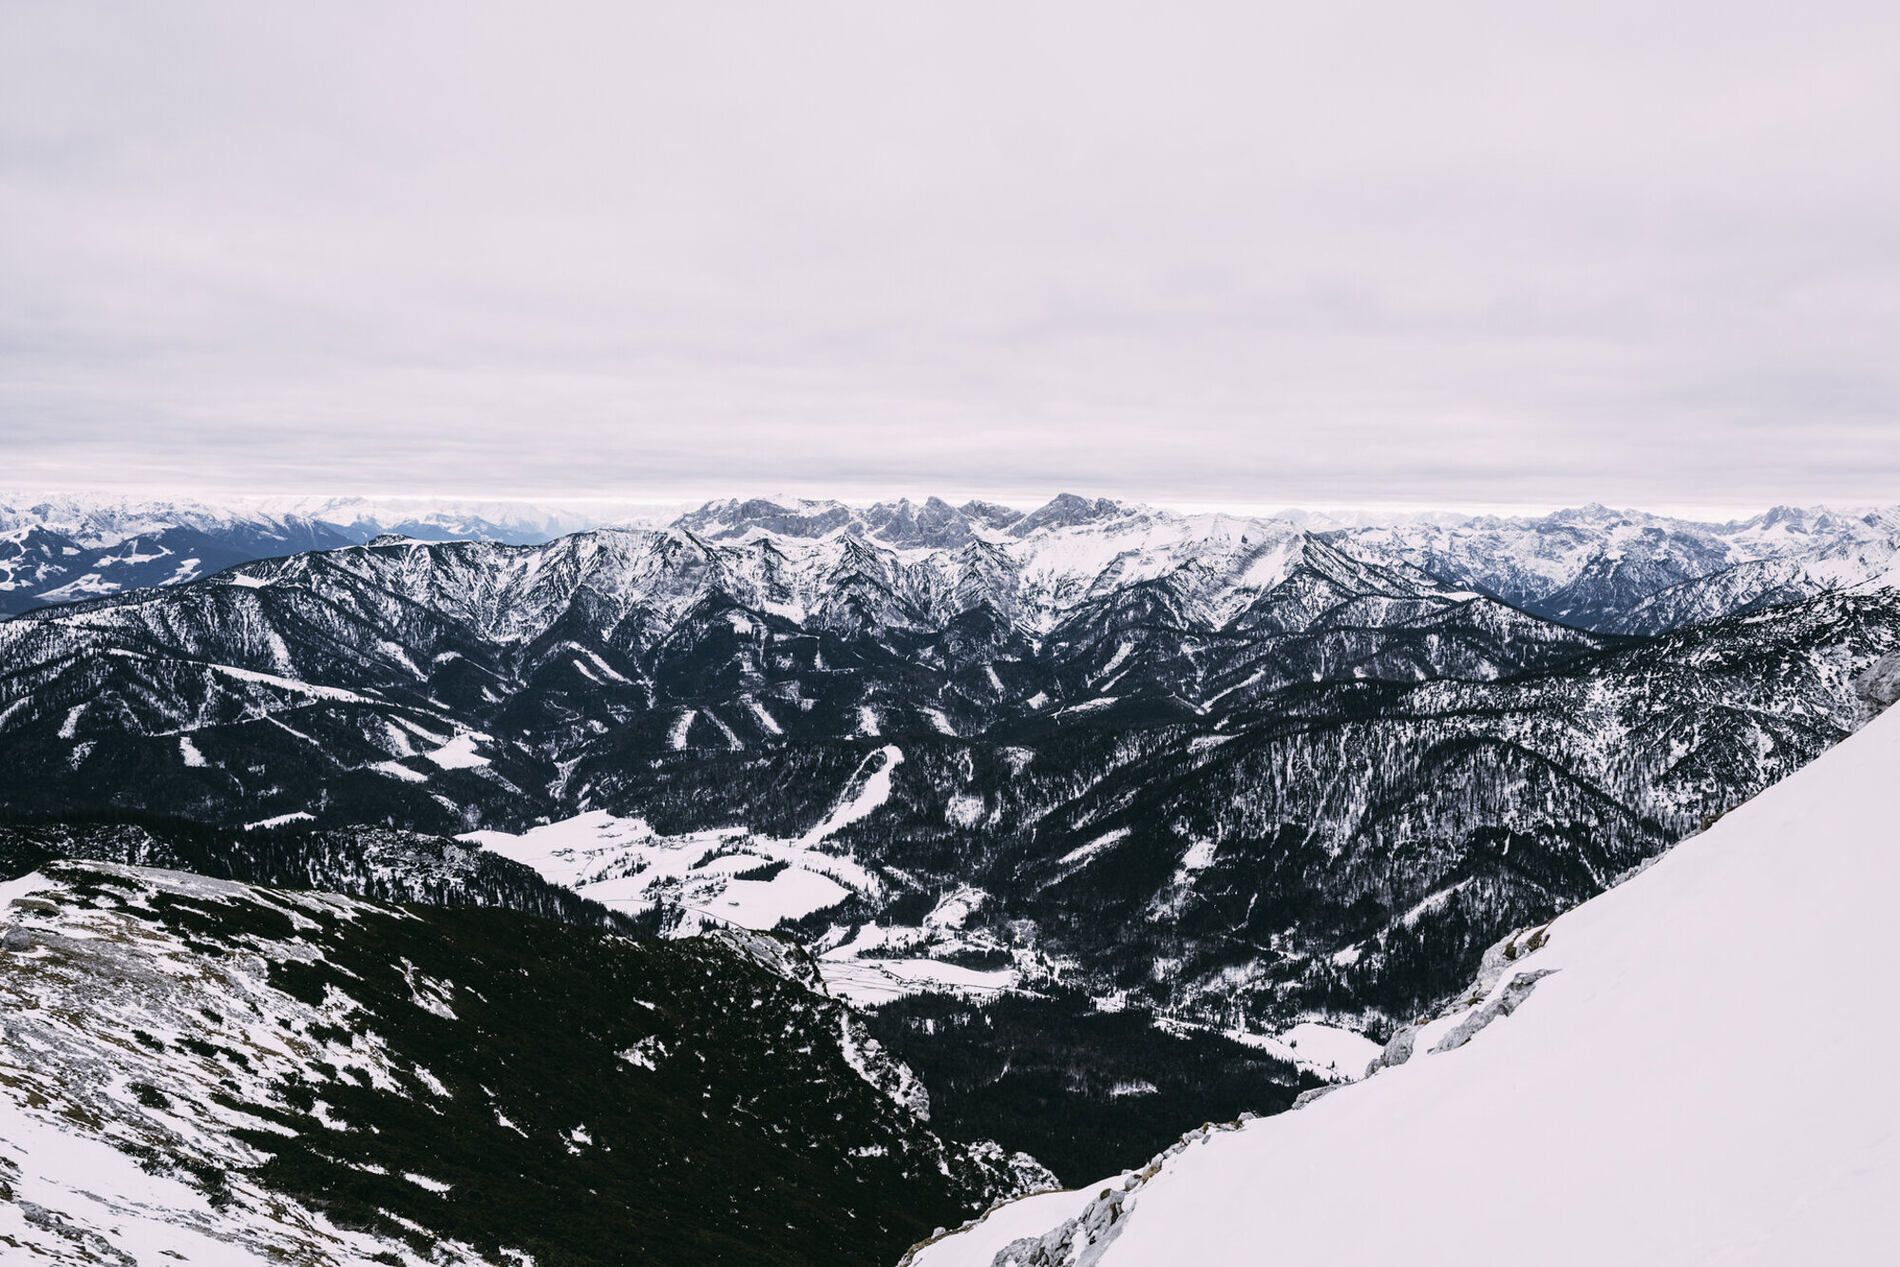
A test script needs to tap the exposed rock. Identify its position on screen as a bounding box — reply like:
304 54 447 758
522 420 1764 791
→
1855 651 1900 711
1366 1024 1419 1076
1432 969 1559 1054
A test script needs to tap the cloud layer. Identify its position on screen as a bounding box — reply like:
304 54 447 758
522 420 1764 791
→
4 1 1897 508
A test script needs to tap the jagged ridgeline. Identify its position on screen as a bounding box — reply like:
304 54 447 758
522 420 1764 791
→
0 851 1045 1266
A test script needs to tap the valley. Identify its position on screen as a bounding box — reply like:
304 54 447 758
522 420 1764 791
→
3 492 1898 1258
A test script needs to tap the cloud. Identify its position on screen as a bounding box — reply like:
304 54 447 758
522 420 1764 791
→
3 1 1897 509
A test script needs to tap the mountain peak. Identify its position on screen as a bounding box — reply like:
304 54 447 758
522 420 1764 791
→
1012 494 1135 535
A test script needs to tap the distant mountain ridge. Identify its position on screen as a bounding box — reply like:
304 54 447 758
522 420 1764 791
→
0 493 652 615
5 490 1899 627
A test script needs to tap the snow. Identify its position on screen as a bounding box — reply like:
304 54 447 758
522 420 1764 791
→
1273 1022 1382 1077
618 1037 666 1071
0 864 473 1266
104 650 385 706
924 888 984 930
1056 827 1128 867
818 956 1019 1008
571 645 630 683
1395 878 1473 927
37 572 120 600
944 793 986 827
744 696 784 736
935 704 1900 1266
422 732 490 769
178 736 207 767
1152 1017 1378 1084
698 868 850 928
703 709 743 751
836 1017 932 1118
0 1095 281 1266
905 1182 1131 1267
1176 837 1216 873
798 745 903 845
246 811 315 830
465 807 881 934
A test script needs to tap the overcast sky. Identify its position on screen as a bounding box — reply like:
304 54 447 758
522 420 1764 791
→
3 1 1897 512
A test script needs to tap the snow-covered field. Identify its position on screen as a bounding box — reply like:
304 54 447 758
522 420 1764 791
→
466 745 907 934
465 810 876 933
0 868 486 1267
913 704 1900 1265
818 955 1021 1008
1153 1017 1382 1083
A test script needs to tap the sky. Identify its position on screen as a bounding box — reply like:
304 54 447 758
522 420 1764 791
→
3 1 1898 512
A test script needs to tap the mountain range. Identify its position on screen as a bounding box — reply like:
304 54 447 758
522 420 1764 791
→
4 491 1898 1188
5 491 1899 629
0 493 656 616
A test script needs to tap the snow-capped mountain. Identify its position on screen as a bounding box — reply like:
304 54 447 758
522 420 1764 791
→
907 693 1900 1267
1334 501 1900 631
0 493 637 615
0 503 361 615
0 830 1049 1266
6 491 1898 628
4 493 1898 1180
256 494 647 543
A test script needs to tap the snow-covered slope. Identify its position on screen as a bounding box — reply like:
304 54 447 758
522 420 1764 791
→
0 856 1049 1266
909 703 1900 1266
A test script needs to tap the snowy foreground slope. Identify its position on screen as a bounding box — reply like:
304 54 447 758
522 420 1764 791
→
0 857 1046 1266
910 705 1900 1267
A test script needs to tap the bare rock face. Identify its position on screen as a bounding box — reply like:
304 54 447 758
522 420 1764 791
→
1856 651 1900 710
1431 969 1559 1054
1367 1023 1420 1076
